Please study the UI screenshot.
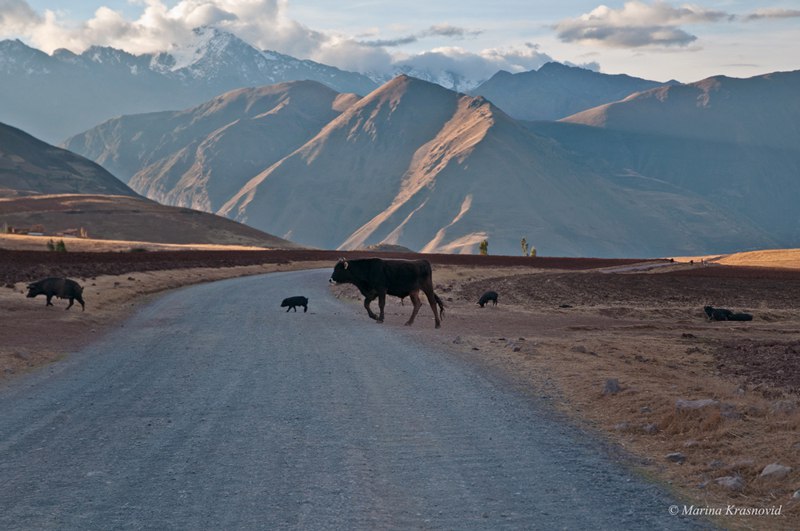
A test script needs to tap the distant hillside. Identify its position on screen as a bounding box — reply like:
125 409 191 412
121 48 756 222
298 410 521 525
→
534 69 800 244
526 120 800 244
0 28 377 143
0 121 135 198
562 70 800 150
0 194 301 248
471 62 665 121
64 81 359 211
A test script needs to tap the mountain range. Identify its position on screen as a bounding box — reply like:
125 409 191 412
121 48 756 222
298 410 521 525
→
0 27 377 144
64 73 796 257
0 27 672 144
4 28 797 258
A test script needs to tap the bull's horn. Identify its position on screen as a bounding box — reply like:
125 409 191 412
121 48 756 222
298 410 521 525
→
344 260 349 269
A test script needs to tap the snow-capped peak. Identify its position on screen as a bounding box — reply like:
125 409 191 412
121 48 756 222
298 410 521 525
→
161 26 236 72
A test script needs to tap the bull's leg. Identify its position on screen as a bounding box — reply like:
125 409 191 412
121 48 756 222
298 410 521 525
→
303 305 307 313
77 296 85 311
377 290 386 323
286 306 290 312
46 294 53 306
424 288 442 328
363 296 378 320
405 290 423 326
66 298 74 310
293 306 298 312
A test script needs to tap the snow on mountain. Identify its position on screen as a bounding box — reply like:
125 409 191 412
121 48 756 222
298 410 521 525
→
0 28 377 143
367 64 485 93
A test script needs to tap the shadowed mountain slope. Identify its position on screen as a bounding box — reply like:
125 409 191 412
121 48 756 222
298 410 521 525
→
562 70 800 150
0 121 136 198
471 62 665 121
541 69 800 243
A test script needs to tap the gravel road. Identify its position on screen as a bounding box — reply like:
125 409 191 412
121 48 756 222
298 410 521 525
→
0 269 708 529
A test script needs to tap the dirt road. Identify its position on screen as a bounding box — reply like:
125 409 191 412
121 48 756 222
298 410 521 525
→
0 270 706 529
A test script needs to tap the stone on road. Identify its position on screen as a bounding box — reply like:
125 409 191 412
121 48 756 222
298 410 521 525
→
0 270 705 529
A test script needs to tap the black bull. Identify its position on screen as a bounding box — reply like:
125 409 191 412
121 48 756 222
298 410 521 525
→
330 258 445 328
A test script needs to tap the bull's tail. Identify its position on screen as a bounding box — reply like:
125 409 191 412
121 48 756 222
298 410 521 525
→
434 294 445 321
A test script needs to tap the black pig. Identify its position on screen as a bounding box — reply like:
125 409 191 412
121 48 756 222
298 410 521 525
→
281 296 308 313
27 277 85 311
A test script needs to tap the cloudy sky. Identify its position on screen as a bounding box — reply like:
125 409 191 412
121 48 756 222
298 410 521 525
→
3 0 799 82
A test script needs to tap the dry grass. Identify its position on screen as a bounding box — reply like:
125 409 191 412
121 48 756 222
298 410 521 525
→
0 233 270 252
674 248 800 270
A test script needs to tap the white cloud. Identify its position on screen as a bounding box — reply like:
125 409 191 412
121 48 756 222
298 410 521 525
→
0 0 42 33
0 0 571 83
0 0 309 55
555 1 733 48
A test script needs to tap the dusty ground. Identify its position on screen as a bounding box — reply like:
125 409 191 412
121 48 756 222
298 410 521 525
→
330 263 800 530
4 247 626 376
0 260 331 379
3 246 800 529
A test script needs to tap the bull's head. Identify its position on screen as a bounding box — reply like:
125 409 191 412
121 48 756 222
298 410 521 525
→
329 257 350 284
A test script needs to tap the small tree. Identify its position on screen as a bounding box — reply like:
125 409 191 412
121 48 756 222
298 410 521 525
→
1 222 7 234
521 238 528 256
479 239 489 256
529 246 537 258
79 226 89 239
55 239 67 252
46 239 56 251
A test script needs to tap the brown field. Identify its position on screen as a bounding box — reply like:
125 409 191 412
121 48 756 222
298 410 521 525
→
2 247 799 529
0 233 270 252
0 194 301 248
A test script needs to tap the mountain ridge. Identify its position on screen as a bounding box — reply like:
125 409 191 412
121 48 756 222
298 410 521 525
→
470 62 668 121
0 27 377 143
